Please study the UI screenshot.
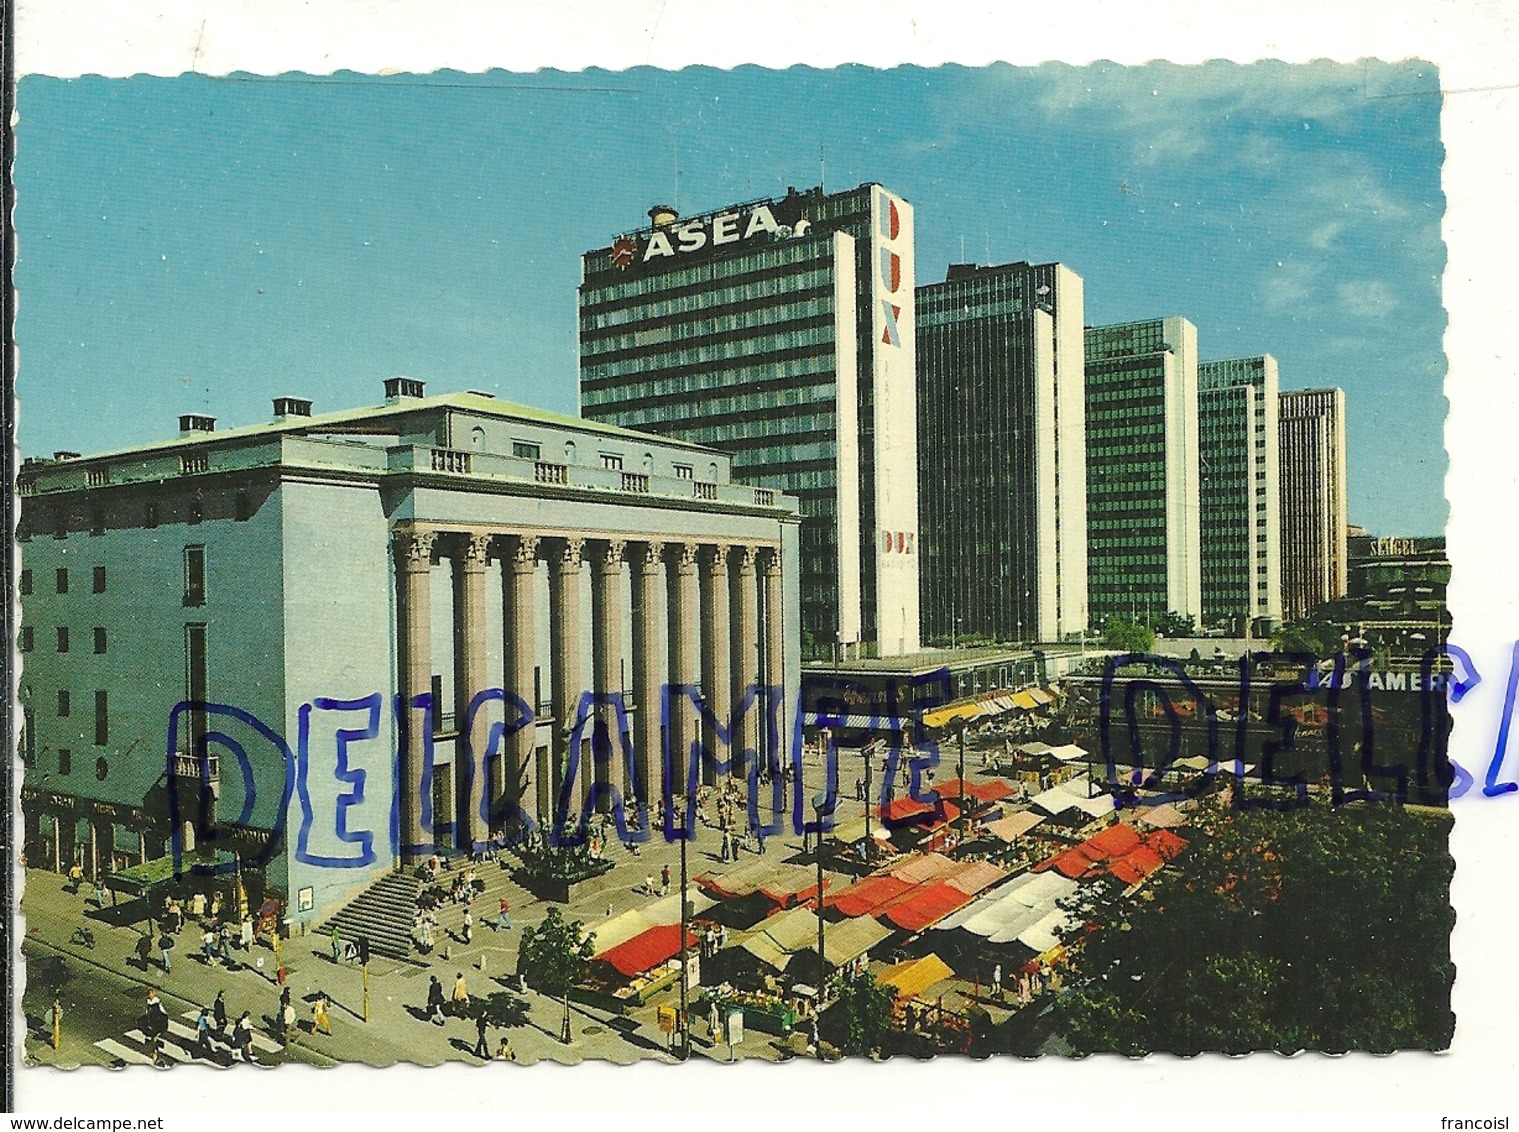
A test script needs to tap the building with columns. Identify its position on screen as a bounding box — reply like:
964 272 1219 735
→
18 380 801 925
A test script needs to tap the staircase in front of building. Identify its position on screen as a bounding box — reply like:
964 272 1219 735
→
319 872 424 964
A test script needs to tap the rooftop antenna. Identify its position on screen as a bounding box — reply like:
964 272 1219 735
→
819 141 825 192
984 232 991 266
673 136 681 214
960 235 966 262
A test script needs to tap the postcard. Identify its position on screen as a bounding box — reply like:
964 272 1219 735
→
8 1 1519 1126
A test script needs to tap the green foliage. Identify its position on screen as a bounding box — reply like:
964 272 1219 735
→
1102 616 1155 654
516 905 596 1000
1054 805 1455 1054
1152 610 1196 638
517 843 615 885
830 971 896 1057
1271 617 1344 660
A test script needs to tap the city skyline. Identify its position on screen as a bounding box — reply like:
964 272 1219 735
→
15 62 1444 536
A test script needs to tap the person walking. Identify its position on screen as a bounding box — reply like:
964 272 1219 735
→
492 898 512 932
279 997 296 1043
472 1010 490 1059
452 972 470 1016
426 976 446 1026
991 962 1003 1003
213 989 228 1039
67 861 85 894
195 1006 213 1058
201 926 216 963
707 999 720 1040
93 878 108 909
461 908 473 945
144 989 169 1042
135 932 154 971
330 926 342 964
158 930 174 973
495 1034 516 1062
311 991 333 1036
235 1011 256 1063
660 864 670 897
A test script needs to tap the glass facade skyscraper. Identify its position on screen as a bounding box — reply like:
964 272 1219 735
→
1278 387 1349 621
579 184 920 658
916 261 1088 644
1084 317 1201 625
1198 356 1283 629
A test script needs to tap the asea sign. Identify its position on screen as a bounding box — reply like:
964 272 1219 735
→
612 198 809 270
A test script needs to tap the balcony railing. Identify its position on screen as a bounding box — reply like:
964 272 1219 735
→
753 488 775 506
179 452 209 475
430 448 472 474
694 481 718 501
621 472 650 494
535 461 568 485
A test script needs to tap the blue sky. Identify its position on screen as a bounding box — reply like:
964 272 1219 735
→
15 62 1444 534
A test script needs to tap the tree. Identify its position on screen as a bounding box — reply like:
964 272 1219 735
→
828 971 896 1058
1271 617 1343 660
1053 805 1454 1054
1102 616 1155 654
516 905 596 1044
480 990 531 1030
1153 610 1195 638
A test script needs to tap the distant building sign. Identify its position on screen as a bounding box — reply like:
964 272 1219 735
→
611 195 809 271
1369 536 1417 557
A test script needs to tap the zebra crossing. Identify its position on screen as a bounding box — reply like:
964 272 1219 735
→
93 1011 284 1067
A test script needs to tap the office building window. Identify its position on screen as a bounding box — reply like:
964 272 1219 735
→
600 453 624 470
93 566 106 593
19 626 33 652
95 690 108 746
56 567 68 594
19 569 31 595
90 506 105 536
58 748 71 776
58 689 70 717
673 463 694 480
184 546 206 606
235 491 252 522
56 626 69 653
512 440 541 460
94 627 107 655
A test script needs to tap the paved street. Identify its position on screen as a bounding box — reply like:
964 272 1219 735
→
20 753 891 1067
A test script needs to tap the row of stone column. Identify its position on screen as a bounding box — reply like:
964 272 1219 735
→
394 527 783 860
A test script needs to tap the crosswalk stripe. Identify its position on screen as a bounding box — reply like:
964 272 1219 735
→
95 1038 154 1066
177 1010 283 1052
124 1030 192 1063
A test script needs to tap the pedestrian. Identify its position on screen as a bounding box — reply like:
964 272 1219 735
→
93 878 108 909
135 932 153 971
158 930 174 973
213 990 228 1038
239 916 254 952
660 864 671 896
67 861 85 893
144 989 169 1040
201 927 215 962
708 999 720 1039
992 962 1003 1002
426 976 446 1026
644 872 655 895
195 1006 213 1057
473 1011 491 1059
757 827 767 855
420 917 435 953
190 891 207 919
280 999 296 1042
235 1011 256 1063
210 892 223 920
330 926 342 964
720 830 731 862
311 992 333 1036
452 971 470 1015
493 898 512 932
495 1034 516 1062
218 923 235 966
462 909 473 945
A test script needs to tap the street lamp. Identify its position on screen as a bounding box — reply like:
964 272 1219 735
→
957 725 967 840
811 789 832 1062
677 793 690 1061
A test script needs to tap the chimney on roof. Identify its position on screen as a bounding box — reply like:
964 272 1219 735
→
648 204 678 228
273 396 313 420
383 376 426 404
178 414 215 436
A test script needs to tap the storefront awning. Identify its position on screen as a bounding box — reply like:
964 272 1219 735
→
880 953 955 1002
597 923 697 979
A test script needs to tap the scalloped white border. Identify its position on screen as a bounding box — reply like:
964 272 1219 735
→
10 0 1519 1125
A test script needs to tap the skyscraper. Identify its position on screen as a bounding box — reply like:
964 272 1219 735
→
1198 356 1283 630
1084 317 1201 625
916 261 1088 644
579 184 920 659
1278 387 1349 621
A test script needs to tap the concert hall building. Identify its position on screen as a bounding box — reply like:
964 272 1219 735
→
578 183 921 660
17 380 801 924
